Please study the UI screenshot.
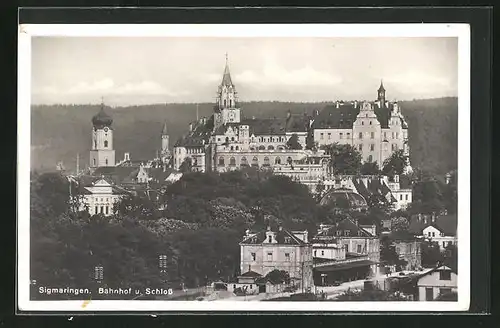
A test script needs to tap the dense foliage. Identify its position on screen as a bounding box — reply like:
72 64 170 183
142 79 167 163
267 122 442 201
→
321 143 362 175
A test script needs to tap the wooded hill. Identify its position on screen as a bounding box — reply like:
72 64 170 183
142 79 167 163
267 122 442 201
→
30 97 457 175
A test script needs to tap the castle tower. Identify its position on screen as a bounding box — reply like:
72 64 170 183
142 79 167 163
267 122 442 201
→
377 79 386 107
161 120 171 166
89 100 115 169
214 53 240 131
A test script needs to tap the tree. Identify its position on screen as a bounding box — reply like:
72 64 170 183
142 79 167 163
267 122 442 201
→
443 244 458 272
421 241 443 268
113 194 159 220
390 216 410 232
382 149 408 176
380 236 408 271
321 143 362 175
179 157 193 173
305 130 315 150
314 180 325 202
286 133 302 150
360 161 380 175
265 269 291 285
408 178 445 215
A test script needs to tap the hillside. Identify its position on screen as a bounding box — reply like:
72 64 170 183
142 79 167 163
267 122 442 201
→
30 98 457 175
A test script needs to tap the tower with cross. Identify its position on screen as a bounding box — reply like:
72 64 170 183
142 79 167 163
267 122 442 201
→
213 53 240 131
89 97 116 169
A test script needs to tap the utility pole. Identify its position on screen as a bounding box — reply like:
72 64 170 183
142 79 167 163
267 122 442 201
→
76 153 80 175
196 103 199 121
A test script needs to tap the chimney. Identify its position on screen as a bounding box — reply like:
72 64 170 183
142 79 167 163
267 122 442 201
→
336 101 340 109
189 122 193 131
354 100 358 108
303 230 308 243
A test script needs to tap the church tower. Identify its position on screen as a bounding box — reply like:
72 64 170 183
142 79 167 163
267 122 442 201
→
377 79 386 107
89 100 115 169
214 53 240 131
160 120 171 166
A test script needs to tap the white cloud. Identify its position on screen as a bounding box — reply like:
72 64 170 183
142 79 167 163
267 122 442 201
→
235 63 343 87
39 79 190 98
385 71 454 94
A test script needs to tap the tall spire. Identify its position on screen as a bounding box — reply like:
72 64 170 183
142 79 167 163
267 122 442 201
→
161 120 168 135
378 79 385 92
221 53 233 86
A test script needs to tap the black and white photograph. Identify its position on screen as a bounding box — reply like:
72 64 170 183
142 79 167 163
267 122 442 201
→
18 23 470 312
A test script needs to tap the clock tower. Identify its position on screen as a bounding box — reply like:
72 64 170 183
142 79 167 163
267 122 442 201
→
90 101 116 169
214 53 241 131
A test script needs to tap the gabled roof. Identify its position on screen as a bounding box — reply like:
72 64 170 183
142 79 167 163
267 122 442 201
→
174 120 212 147
409 214 457 236
313 218 375 240
352 178 397 203
240 270 262 278
285 113 310 133
417 265 457 280
240 228 306 245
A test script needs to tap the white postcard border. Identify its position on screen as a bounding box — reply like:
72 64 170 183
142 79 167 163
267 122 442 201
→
18 23 471 312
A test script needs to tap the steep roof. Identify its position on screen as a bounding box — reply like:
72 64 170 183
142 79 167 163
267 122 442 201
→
240 117 287 136
312 102 402 129
352 178 397 203
240 228 306 245
313 218 375 240
409 214 457 236
285 113 310 133
221 57 233 86
240 270 262 278
174 120 212 147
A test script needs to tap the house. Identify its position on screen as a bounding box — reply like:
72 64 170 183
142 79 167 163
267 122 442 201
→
311 218 381 285
77 178 129 216
409 213 457 250
239 226 314 292
226 270 263 295
416 265 457 301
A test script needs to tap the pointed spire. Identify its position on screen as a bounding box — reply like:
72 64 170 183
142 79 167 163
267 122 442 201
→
221 53 233 86
162 120 168 135
378 79 385 92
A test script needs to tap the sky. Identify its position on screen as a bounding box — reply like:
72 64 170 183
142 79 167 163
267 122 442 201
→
31 37 458 106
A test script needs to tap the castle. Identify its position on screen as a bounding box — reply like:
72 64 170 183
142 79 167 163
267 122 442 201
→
172 55 410 174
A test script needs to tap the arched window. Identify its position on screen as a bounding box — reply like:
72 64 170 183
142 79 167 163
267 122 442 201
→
104 140 108 148
268 145 274 150
105 158 108 165
218 157 225 166
250 147 255 151
230 157 236 166
287 156 292 164
368 155 373 162
278 145 285 150
229 99 233 107
93 158 96 166
275 157 281 165
251 156 259 167
235 146 239 150
263 157 270 167
240 157 248 167
230 146 234 151
224 99 227 107
258 145 266 150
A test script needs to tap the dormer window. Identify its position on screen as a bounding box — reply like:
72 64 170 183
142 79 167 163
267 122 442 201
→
336 230 341 236
344 230 350 236
284 237 291 244
268 235 272 243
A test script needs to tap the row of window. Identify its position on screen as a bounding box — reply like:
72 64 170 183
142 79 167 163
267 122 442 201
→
398 194 410 201
319 131 401 140
218 156 292 166
93 205 111 215
250 252 291 261
313 244 364 257
217 136 287 143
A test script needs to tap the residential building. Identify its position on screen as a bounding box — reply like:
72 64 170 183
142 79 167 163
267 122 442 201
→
416 265 457 301
311 218 381 285
409 213 457 250
77 178 128 216
239 226 314 291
